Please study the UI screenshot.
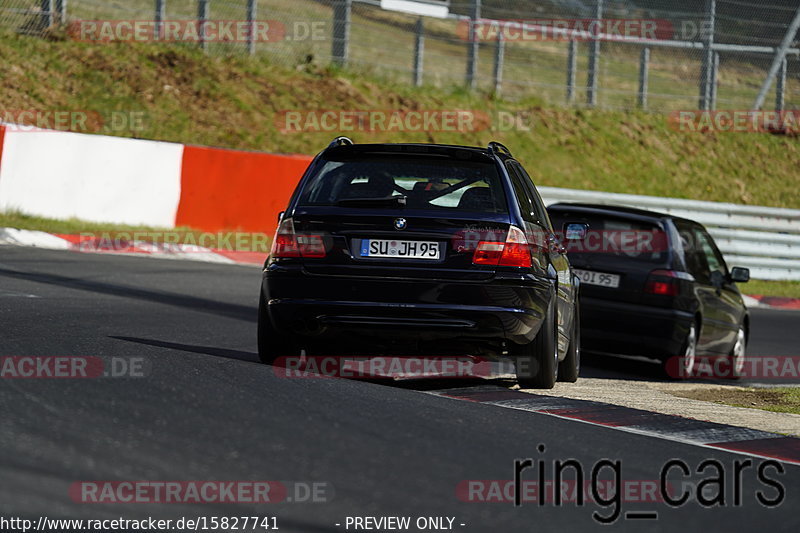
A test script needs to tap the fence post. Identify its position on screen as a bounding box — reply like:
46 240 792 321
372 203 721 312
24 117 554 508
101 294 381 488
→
155 0 166 40
710 51 719 110
40 0 54 27
776 57 787 112
465 0 481 89
58 0 66 24
493 32 504 95
332 0 351 67
198 0 209 51
247 0 257 56
753 6 800 110
638 47 650 110
698 0 716 110
586 0 603 107
566 39 577 103
413 17 424 87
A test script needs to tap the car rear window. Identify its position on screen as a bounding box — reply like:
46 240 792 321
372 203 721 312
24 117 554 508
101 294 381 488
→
549 212 669 263
298 157 508 214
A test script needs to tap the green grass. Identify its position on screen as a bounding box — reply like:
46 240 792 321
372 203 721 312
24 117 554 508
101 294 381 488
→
0 211 164 235
743 280 800 300
0 212 270 252
730 388 800 416
672 387 800 416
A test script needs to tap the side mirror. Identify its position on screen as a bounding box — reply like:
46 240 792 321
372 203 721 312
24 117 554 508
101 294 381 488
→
277 211 285 224
563 223 589 241
730 266 750 283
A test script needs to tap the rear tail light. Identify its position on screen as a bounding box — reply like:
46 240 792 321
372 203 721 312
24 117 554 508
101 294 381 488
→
270 219 326 259
473 241 505 265
472 226 532 268
644 269 683 296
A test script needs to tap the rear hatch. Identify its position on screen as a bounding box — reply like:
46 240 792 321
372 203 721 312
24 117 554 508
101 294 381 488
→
281 148 515 281
548 208 671 304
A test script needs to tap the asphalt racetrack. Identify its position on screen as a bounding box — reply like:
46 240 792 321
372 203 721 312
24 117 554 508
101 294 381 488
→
1 246 798 531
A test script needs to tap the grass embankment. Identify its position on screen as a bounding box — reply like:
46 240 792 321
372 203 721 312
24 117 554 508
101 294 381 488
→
1 32 799 207
671 387 800 416
744 280 800 300
63 0 800 109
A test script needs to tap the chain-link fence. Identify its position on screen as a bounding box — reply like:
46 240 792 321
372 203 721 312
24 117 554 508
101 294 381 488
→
1 0 798 112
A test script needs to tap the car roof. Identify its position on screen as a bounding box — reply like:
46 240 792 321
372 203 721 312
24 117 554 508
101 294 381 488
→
547 202 698 227
321 141 514 162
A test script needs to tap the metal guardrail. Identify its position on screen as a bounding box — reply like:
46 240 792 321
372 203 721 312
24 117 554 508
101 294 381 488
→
538 186 800 281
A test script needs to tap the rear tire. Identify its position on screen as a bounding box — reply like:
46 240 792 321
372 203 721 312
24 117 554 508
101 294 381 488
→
517 302 558 389
558 305 580 383
726 326 746 380
257 291 299 365
663 321 697 379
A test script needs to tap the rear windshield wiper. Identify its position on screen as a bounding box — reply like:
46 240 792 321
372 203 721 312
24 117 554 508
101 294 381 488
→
335 196 407 208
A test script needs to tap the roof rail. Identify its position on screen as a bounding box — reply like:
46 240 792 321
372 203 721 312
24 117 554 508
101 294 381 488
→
487 141 512 158
328 136 354 149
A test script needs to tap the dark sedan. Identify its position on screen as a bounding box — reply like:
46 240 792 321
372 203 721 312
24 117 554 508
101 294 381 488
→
547 203 750 378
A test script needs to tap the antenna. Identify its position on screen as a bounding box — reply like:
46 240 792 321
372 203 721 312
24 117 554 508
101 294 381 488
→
328 136 354 148
487 141 513 157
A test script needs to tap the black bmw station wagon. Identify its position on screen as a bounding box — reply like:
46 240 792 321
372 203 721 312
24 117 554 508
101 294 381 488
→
258 138 580 389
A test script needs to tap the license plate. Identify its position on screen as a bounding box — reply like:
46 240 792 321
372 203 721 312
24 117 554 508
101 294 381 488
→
574 269 620 288
361 239 440 260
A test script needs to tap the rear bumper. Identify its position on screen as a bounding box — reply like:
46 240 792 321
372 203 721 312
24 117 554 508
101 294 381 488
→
580 296 693 360
262 264 554 355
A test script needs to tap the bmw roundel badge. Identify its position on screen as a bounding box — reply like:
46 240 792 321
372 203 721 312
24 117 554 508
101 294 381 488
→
394 218 407 230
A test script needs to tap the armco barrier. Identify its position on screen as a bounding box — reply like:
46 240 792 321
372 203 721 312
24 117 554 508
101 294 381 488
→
176 145 311 233
0 124 312 236
539 187 800 281
0 127 184 227
0 125 5 169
